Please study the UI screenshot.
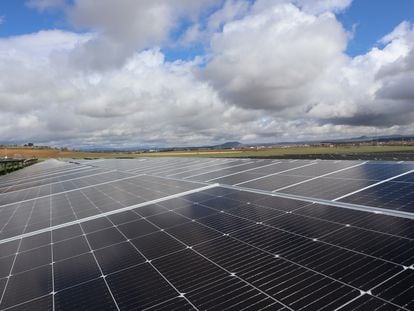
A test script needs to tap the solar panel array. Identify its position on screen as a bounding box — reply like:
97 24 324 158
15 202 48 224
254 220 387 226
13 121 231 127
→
1 157 414 310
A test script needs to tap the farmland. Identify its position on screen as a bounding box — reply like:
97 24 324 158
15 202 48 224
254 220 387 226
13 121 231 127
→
2 145 414 160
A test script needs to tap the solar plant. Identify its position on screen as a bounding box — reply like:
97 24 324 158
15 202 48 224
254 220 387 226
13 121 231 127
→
0 158 413 310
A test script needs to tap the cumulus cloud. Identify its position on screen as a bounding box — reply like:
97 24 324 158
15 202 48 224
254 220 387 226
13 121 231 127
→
0 0 413 147
179 0 250 46
207 0 251 31
326 21 414 127
204 1 349 113
379 21 412 45
204 1 414 131
28 0 218 70
67 0 218 70
0 31 251 146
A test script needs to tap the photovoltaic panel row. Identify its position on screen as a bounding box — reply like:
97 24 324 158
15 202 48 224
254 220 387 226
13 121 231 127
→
182 159 355 185
327 162 414 180
187 160 309 183
277 176 375 200
181 160 414 214
83 157 237 176
132 158 224 175
85 157 207 172
0 175 205 240
0 161 84 187
1 186 413 310
2 158 414 310
340 179 414 213
46 158 414 215
294 203 414 239
169 159 413 196
84 157 414 195
167 159 257 178
239 174 311 191
4 158 414 224
0 171 134 206
0 167 105 194
84 158 307 183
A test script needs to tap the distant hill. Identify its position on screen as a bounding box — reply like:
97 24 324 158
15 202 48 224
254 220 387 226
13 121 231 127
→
71 134 414 152
78 141 245 152
320 134 414 144
211 141 244 149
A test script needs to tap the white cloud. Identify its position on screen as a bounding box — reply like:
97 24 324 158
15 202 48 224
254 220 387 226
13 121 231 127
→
203 1 414 131
204 1 349 113
65 0 217 70
379 21 412 45
311 21 414 127
0 1 413 147
0 31 246 146
178 0 251 47
207 0 251 31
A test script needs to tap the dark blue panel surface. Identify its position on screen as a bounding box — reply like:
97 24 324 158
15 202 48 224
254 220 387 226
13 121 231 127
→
340 181 414 212
1 159 414 310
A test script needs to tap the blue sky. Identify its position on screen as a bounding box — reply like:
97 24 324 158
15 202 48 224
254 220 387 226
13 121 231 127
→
0 1 68 36
0 0 413 147
338 0 414 56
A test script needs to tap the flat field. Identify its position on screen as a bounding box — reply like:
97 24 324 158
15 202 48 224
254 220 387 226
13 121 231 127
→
2 145 414 160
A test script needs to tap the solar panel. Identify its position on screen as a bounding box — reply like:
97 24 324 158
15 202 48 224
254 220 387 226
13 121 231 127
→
340 181 414 212
0 175 207 241
278 177 375 200
0 158 414 310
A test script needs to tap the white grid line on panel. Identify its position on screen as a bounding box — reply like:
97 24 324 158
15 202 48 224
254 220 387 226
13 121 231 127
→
333 169 414 201
0 174 145 209
181 161 257 180
0 170 117 197
168 159 249 178
0 183 219 245
205 162 283 182
234 162 318 186
272 162 368 192
218 183 414 220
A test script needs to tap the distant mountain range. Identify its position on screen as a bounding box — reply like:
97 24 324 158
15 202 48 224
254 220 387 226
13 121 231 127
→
320 134 414 144
77 134 414 152
265 134 414 146
78 141 245 152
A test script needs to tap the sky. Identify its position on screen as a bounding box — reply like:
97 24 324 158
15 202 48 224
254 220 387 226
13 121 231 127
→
0 0 413 148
